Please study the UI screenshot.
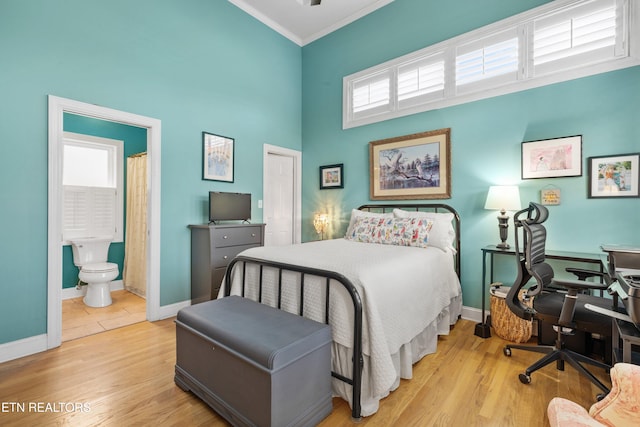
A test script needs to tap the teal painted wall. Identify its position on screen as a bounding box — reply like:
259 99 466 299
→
300 0 640 310
0 0 301 344
0 0 638 348
61 113 147 289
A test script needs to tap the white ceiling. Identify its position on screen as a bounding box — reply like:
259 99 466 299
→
229 0 394 46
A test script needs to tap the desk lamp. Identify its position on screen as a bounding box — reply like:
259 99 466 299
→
484 185 521 249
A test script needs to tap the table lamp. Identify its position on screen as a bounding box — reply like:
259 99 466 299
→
484 185 521 249
313 213 329 240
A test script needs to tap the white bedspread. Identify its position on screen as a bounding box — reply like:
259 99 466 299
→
224 238 462 404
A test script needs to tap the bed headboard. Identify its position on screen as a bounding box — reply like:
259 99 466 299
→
357 203 461 279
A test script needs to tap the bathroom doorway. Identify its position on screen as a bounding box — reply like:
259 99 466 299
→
47 96 162 349
59 119 148 341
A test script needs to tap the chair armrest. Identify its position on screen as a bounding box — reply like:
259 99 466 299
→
554 278 610 292
555 279 610 327
566 267 608 282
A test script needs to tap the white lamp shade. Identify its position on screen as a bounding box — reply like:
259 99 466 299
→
484 186 521 211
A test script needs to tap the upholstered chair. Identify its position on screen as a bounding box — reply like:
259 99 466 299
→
547 363 640 427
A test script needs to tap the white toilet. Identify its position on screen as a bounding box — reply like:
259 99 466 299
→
70 237 119 308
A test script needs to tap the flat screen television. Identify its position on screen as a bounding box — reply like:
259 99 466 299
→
209 191 251 223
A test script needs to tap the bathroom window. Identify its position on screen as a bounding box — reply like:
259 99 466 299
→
62 132 124 243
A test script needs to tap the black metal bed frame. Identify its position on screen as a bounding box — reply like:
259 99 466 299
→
223 203 461 421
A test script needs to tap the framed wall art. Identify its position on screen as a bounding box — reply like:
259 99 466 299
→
369 128 451 200
588 153 639 198
203 132 234 182
521 135 582 179
319 163 344 189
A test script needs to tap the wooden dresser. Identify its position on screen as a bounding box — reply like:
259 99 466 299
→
188 223 266 304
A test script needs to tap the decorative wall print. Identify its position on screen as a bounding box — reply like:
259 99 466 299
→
203 132 234 182
588 153 639 198
369 128 451 200
521 135 582 179
540 188 561 205
319 164 344 189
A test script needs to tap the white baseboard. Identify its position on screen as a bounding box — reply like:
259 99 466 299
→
157 299 191 320
461 305 482 323
61 280 124 300
0 334 48 364
2 301 479 364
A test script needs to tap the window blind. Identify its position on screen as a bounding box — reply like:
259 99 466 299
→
456 30 519 89
397 54 445 108
534 0 618 73
352 72 391 113
342 0 636 129
63 186 117 241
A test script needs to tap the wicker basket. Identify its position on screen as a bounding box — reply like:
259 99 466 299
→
490 284 533 343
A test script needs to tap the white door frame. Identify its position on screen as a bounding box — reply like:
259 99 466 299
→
47 95 162 349
263 144 302 244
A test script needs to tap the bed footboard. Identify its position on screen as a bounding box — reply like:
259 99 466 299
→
224 255 364 421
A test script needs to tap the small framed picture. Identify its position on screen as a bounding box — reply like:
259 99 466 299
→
588 153 639 198
319 164 344 189
521 135 582 179
203 132 234 182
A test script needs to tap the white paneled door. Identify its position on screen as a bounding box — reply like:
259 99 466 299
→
263 144 301 246
264 152 295 246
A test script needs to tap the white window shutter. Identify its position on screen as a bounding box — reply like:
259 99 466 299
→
342 0 636 129
63 186 116 241
93 187 117 237
350 70 393 121
534 0 618 75
455 28 519 94
63 186 90 240
397 53 445 109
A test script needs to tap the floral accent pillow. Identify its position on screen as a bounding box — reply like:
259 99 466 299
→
393 208 456 253
344 209 393 238
346 216 434 248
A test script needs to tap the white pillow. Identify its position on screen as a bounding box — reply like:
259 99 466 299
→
393 209 457 252
344 209 393 238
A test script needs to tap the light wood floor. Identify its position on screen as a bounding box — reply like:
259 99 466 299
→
0 318 609 426
62 290 146 342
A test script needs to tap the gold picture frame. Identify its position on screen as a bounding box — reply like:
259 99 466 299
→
369 128 451 200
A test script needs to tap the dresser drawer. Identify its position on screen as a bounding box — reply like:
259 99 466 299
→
212 244 259 268
213 227 262 248
190 223 265 303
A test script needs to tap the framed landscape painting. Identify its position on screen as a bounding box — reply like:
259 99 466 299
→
369 128 451 200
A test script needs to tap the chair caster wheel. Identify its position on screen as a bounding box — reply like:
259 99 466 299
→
503 347 512 357
519 373 531 384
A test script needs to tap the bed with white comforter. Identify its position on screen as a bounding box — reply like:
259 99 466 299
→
221 204 462 418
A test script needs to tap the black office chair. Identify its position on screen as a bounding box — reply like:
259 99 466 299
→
503 202 613 395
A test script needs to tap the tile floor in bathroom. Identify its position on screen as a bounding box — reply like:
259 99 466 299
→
62 289 146 342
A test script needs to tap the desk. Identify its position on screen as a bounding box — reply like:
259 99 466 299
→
475 245 605 338
615 319 640 363
612 272 640 363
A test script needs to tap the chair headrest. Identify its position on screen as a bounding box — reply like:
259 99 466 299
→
527 202 548 224
515 202 549 226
